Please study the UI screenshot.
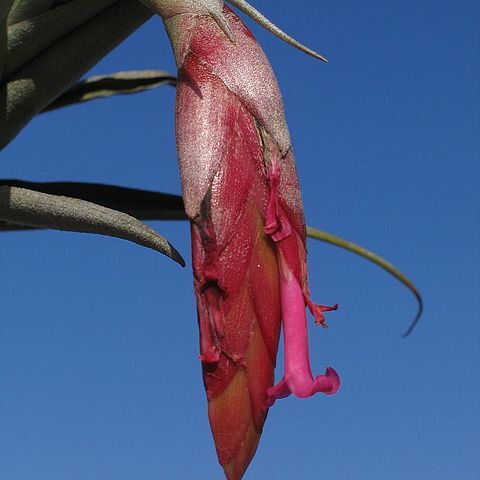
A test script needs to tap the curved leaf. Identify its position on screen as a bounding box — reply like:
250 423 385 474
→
0 185 185 266
227 0 327 61
0 180 186 223
307 226 423 337
5 0 118 79
43 70 176 112
0 0 152 151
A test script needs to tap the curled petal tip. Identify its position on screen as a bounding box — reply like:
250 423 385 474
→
321 367 340 395
266 365 340 405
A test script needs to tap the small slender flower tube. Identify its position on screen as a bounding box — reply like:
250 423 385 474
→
146 1 339 478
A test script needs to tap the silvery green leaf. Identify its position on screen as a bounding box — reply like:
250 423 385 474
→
0 185 185 266
0 180 186 222
43 70 176 112
0 0 151 151
6 0 118 78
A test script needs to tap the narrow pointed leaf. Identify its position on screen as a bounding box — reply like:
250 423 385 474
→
227 0 327 61
307 226 423 336
0 0 151 151
0 185 185 266
0 180 186 224
5 0 118 79
43 70 176 112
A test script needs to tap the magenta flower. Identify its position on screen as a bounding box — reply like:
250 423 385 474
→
264 159 340 405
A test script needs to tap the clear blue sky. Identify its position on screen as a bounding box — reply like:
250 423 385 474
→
1 1 479 479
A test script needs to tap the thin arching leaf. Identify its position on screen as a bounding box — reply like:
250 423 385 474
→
307 226 423 337
0 180 186 224
0 185 185 266
227 0 327 61
43 70 176 112
0 0 152 151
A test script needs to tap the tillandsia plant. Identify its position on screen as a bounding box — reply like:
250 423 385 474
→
0 1 423 479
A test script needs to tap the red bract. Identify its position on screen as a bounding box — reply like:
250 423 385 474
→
158 2 339 478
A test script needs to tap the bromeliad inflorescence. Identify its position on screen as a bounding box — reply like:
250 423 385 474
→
141 1 339 478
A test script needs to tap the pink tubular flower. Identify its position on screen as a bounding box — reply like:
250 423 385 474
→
151 1 339 478
263 156 340 406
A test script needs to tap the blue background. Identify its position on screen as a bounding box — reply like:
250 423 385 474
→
1 1 479 478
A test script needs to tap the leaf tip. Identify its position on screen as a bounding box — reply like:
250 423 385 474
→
401 293 424 338
169 243 186 267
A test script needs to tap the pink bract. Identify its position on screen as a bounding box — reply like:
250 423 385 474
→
154 2 339 478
